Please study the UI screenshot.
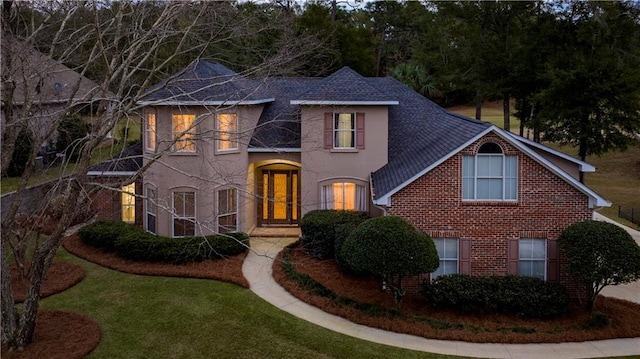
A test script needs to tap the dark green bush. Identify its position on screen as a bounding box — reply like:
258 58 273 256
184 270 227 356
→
56 116 88 162
6 125 33 177
300 210 369 260
341 216 439 304
422 274 568 318
588 311 611 328
80 220 249 264
78 220 135 252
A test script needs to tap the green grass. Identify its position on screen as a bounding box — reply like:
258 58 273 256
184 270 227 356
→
43 249 462 359
447 102 521 131
1 118 141 195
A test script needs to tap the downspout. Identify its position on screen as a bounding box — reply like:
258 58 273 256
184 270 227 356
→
369 173 387 217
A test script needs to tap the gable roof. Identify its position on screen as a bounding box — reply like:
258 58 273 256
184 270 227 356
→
3 35 116 106
139 60 274 106
372 124 610 209
290 67 398 105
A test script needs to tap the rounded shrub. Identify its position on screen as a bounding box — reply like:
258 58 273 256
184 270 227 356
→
78 220 135 252
300 210 369 260
341 216 439 303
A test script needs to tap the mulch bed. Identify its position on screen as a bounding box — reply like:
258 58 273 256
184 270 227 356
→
273 242 640 344
61 234 249 288
2 234 249 359
1 311 100 359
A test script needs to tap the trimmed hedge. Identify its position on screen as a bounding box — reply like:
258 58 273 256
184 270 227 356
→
79 221 249 264
422 274 568 319
299 210 369 261
78 220 132 252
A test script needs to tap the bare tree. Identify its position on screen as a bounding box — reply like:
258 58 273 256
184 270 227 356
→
1 0 318 351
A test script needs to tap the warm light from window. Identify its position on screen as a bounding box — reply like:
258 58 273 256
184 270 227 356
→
122 183 135 223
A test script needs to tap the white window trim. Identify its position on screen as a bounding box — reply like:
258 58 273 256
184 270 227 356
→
462 151 518 201
216 113 239 153
172 191 196 238
217 188 238 233
145 186 157 234
519 238 547 280
333 113 356 149
432 238 459 280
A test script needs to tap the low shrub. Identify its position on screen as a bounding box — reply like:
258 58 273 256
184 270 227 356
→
588 312 611 328
422 274 568 319
78 221 134 252
80 220 249 264
300 210 369 260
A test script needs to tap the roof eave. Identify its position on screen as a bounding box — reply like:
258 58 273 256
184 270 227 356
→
373 126 610 209
290 100 399 105
505 133 596 172
247 147 301 153
137 98 275 106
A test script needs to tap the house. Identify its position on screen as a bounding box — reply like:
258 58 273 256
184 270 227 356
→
96 60 609 290
1 35 117 166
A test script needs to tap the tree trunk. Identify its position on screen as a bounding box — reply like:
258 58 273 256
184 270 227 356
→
475 90 482 121
1 240 18 344
503 95 510 131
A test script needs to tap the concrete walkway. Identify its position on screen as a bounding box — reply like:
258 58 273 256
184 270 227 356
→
242 235 640 359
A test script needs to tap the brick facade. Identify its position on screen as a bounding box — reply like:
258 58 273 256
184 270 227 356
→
385 135 592 296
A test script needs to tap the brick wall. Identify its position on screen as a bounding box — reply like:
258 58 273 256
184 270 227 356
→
385 135 592 296
89 176 143 228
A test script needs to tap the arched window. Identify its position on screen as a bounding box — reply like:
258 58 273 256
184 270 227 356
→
462 142 517 200
321 181 367 211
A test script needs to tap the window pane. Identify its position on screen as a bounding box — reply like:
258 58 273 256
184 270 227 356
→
122 183 135 223
184 192 195 217
532 239 546 259
444 238 458 258
462 156 475 199
519 239 532 259
146 113 156 151
477 179 502 199
147 214 156 234
333 183 344 209
217 113 238 150
531 261 545 280
334 113 354 148
172 114 195 151
219 189 229 213
343 182 356 210
519 260 532 276
174 192 185 216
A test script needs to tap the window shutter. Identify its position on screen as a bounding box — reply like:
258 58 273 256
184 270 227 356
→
547 239 559 281
356 112 365 150
324 113 333 149
459 238 471 274
507 238 519 275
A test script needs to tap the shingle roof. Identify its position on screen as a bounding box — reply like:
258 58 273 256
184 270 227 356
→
291 67 398 104
88 142 143 174
370 78 490 199
140 60 273 105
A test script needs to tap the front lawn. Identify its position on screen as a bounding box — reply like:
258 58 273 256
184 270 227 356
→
40 247 459 359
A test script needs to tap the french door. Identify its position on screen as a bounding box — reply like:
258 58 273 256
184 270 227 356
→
259 170 300 225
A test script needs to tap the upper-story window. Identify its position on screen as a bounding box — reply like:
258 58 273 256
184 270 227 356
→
217 113 238 152
172 114 196 152
462 142 517 201
324 112 365 150
145 113 156 152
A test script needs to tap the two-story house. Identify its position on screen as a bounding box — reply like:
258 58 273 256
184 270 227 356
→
92 60 610 289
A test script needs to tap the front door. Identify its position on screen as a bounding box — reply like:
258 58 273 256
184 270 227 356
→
259 170 300 226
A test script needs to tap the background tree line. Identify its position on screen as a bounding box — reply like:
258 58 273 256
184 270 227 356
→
1 0 639 351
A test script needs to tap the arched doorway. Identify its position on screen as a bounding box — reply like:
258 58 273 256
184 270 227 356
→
257 163 300 226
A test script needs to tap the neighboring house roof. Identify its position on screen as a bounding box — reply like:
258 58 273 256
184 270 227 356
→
2 35 116 106
87 142 143 176
139 60 274 106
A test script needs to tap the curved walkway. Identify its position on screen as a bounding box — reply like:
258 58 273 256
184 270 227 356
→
242 234 640 359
